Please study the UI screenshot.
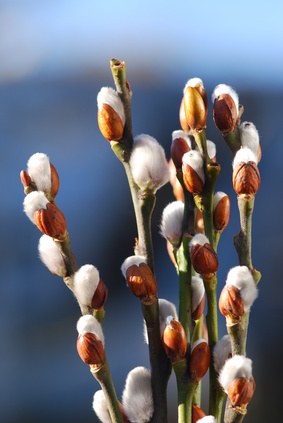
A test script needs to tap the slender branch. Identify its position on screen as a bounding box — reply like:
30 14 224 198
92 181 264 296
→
90 354 124 423
173 360 196 423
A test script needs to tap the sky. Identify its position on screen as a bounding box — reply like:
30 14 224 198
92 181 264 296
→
0 0 282 88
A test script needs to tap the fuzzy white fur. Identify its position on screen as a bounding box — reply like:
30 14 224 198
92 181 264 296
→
73 265 100 307
211 83 239 114
38 235 66 277
191 276 205 313
76 315 104 345
92 390 112 423
160 201 184 246
182 150 205 184
219 355 252 392
97 87 125 124
226 266 258 311
27 153 51 192
23 191 49 223
121 255 147 279
239 122 259 156
213 335 232 374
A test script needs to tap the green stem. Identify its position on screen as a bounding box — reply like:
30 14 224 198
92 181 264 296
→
223 127 241 156
173 360 196 423
90 354 124 423
142 299 172 423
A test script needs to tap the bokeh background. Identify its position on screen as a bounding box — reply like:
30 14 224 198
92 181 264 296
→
1 1 282 422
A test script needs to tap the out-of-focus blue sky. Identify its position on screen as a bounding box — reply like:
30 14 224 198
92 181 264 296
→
0 0 282 87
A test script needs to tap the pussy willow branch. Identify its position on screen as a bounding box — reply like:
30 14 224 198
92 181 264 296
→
110 59 171 423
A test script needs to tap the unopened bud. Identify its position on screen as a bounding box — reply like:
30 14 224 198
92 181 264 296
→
192 404 206 423
212 84 239 134
189 234 219 277
227 375 255 407
213 192 230 231
182 150 205 194
20 170 32 193
183 83 207 132
163 316 187 363
76 315 104 367
179 96 191 132
232 148 260 196
50 163 60 198
121 256 157 300
219 284 245 325
160 201 184 248
171 130 192 170
190 339 210 383
224 266 258 314
97 87 125 141
73 265 108 310
34 203 67 240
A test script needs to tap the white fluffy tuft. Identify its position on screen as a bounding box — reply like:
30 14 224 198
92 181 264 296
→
219 355 252 392
23 191 49 223
207 140 216 159
144 298 178 344
38 235 66 277
27 153 51 192
184 77 204 92
73 265 100 307
76 315 104 345
182 150 205 184
121 255 147 279
213 335 232 374
92 390 112 423
189 233 210 251
191 276 205 312
198 417 219 423
213 191 227 210
172 130 192 149
97 87 125 124
130 134 170 193
233 147 258 167
211 84 239 113
239 122 259 156
226 266 258 311
160 201 184 246
122 367 153 423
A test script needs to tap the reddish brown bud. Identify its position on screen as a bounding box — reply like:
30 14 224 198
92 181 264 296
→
91 278 108 309
179 96 191 132
190 242 219 277
163 317 187 363
126 263 157 299
192 294 205 321
219 285 245 324
192 404 206 423
182 161 204 195
213 194 230 231
97 103 124 141
171 136 190 170
233 161 260 196
190 339 210 383
227 375 255 407
50 163 60 198
77 332 104 366
183 86 207 132
34 203 67 240
20 170 31 189
213 93 238 134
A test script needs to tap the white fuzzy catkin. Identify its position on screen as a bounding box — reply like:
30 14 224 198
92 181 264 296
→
211 84 239 114
160 201 184 246
172 130 192 149
189 233 210 251
182 150 205 184
73 265 100 307
121 255 147 279
219 355 252 393
92 390 112 423
198 417 219 423
38 235 66 277
213 191 227 211
27 153 51 192
23 191 49 223
76 315 104 346
239 122 260 156
184 77 204 92
191 276 205 313
130 134 170 193
213 335 232 374
143 298 178 344
97 87 125 125
226 266 258 311
207 140 216 159
233 147 258 167
122 367 153 423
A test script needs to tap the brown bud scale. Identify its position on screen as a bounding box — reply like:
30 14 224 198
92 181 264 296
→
91 278 108 309
34 203 67 240
184 86 207 132
171 137 190 170
77 333 104 365
214 195 230 231
50 163 60 198
190 243 219 276
213 94 237 134
190 341 210 383
182 163 204 194
98 103 124 141
192 404 206 423
227 375 255 407
126 263 157 299
219 285 245 324
192 294 205 321
233 161 260 196
163 319 187 363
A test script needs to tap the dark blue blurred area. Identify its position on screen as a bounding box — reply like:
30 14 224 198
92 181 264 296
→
0 76 282 423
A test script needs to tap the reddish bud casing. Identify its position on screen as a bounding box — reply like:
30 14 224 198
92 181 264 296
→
227 375 255 407
91 278 108 309
192 404 206 423
233 161 260 196
213 195 230 231
34 203 67 240
190 340 210 383
213 93 238 134
182 162 204 194
183 86 207 132
77 332 104 366
219 285 245 324
126 263 157 299
50 163 60 198
163 318 187 363
171 136 190 171
98 103 124 141
190 243 219 277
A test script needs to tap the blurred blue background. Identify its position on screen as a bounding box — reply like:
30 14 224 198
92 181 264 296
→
0 1 282 422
